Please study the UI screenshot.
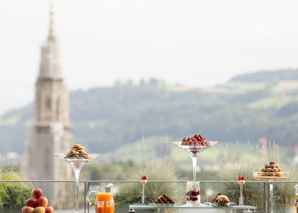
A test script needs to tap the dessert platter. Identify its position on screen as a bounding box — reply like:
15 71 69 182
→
253 161 289 179
55 144 101 213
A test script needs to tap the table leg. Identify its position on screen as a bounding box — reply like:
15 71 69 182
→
269 180 274 213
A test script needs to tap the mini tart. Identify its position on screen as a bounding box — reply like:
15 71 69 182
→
269 172 276 176
276 172 283 177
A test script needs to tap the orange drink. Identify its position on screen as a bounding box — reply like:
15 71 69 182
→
97 205 104 213
88 184 115 213
106 201 114 213
96 201 104 213
95 193 114 213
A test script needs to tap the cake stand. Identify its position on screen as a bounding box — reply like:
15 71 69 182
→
253 172 290 213
55 153 101 213
172 141 218 182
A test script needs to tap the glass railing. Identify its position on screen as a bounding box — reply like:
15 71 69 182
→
1 180 298 212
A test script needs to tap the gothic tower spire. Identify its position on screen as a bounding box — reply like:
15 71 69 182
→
48 6 56 42
38 5 63 80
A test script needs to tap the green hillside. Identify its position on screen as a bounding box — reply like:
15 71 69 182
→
1 70 298 157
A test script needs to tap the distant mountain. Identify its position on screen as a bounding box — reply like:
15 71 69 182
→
230 69 298 83
1 72 298 157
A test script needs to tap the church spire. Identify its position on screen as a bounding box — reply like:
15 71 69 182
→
38 4 63 79
48 5 56 42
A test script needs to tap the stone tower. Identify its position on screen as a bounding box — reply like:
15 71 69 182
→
25 8 72 180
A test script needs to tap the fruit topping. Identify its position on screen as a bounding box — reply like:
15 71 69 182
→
140 175 147 184
181 133 210 146
186 188 200 201
238 176 245 184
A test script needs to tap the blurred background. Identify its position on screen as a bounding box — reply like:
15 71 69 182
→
1 0 298 181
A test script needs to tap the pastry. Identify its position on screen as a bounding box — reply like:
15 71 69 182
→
65 144 90 159
155 194 175 205
215 195 230 206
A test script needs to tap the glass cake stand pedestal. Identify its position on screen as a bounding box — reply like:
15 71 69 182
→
55 153 101 213
253 172 290 213
172 141 218 182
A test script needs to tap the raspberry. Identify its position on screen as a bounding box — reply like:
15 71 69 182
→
198 134 203 141
141 176 147 180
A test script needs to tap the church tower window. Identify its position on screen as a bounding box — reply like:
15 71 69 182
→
56 97 60 120
46 97 51 110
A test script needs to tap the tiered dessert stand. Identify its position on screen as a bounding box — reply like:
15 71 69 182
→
55 153 101 213
253 172 290 213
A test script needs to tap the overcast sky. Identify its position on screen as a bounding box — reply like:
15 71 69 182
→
1 0 298 115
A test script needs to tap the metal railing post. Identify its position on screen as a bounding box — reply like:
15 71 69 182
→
84 180 87 213
264 181 267 213
87 180 90 213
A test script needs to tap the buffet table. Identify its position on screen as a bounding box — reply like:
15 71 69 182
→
129 204 257 213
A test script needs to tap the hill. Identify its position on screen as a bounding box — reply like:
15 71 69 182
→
230 69 298 83
1 70 298 157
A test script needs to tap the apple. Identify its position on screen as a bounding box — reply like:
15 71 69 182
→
35 207 45 213
26 198 38 208
38 196 48 207
31 188 43 199
22 206 35 213
45 206 54 213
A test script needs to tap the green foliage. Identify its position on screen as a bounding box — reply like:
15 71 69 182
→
81 161 133 180
114 139 185 208
2 185 31 211
0 168 33 211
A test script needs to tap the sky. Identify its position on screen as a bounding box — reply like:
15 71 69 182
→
1 0 298 115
